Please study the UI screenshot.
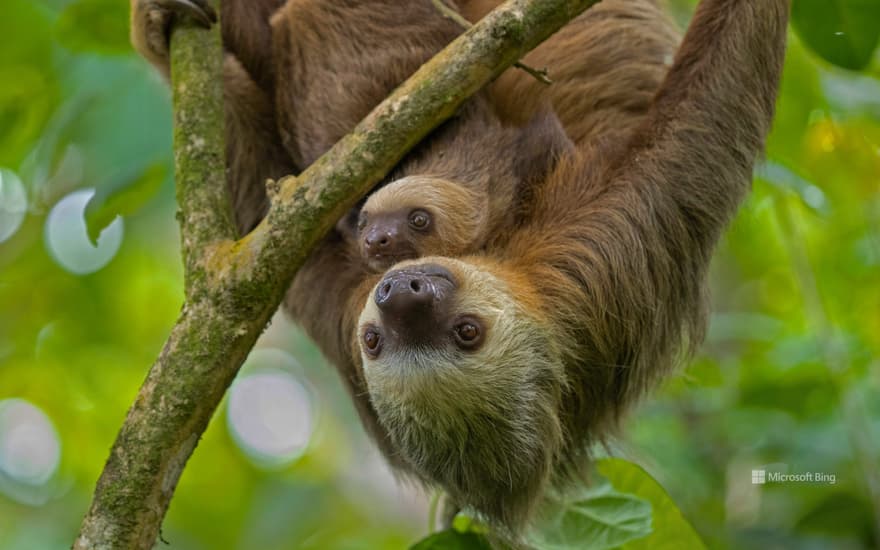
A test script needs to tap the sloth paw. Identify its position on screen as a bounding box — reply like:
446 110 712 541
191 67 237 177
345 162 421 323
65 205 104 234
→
132 0 217 72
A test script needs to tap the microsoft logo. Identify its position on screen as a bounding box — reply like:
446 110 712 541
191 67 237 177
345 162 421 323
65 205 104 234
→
752 469 766 484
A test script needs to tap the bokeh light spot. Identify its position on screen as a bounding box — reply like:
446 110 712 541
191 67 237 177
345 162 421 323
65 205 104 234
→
227 364 314 467
44 188 123 274
0 399 61 486
0 168 28 244
802 184 826 210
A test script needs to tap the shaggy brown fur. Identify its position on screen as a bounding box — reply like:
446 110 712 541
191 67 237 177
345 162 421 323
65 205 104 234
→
461 0 680 146
131 0 789 534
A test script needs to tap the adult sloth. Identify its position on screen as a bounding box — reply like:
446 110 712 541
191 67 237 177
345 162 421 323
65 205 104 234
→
355 0 790 529
131 0 788 533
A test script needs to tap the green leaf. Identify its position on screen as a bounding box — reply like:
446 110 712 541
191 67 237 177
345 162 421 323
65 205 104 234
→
596 458 706 550
85 163 166 244
791 0 880 71
450 513 490 536
409 529 493 550
56 0 132 55
526 481 652 550
410 511 492 550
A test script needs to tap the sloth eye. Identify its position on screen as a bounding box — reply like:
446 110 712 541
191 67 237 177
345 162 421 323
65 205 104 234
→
408 210 430 230
453 317 484 350
357 214 367 232
457 323 478 340
362 327 383 358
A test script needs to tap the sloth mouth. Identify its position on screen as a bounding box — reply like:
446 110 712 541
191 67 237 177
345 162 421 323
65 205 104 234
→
367 252 418 268
371 252 416 262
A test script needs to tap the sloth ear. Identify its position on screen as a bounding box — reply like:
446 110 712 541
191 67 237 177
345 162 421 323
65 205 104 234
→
512 109 574 186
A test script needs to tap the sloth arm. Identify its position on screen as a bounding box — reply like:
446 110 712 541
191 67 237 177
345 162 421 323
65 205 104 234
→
499 0 789 426
220 0 286 93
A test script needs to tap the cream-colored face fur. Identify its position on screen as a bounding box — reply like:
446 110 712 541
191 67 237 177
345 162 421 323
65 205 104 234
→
359 176 489 262
357 256 566 525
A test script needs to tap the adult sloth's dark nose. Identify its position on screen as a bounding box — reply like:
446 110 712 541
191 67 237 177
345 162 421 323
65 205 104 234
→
374 264 456 341
375 271 434 315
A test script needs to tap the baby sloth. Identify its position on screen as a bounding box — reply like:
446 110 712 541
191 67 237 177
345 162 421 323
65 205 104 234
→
346 109 574 272
355 176 491 271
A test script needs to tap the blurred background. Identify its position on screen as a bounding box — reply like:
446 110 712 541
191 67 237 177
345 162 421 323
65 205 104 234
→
0 0 877 548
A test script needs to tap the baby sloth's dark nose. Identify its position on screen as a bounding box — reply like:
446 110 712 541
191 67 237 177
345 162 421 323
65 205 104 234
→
361 217 420 268
363 226 397 255
374 264 456 343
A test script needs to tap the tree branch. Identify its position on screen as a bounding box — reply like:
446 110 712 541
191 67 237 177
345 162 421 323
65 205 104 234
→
168 3 234 297
431 0 553 84
74 0 600 547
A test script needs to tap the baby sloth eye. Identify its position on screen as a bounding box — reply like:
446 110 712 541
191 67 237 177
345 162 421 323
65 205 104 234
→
408 209 430 230
453 317 484 350
357 214 368 232
362 327 383 358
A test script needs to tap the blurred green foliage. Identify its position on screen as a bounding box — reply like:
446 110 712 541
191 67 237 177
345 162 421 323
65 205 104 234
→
0 0 878 548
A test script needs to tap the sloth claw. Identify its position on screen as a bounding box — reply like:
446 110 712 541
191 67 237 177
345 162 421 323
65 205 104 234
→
134 0 218 70
161 0 217 28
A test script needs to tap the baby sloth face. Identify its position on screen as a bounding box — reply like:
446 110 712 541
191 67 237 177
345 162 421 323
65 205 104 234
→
354 176 489 272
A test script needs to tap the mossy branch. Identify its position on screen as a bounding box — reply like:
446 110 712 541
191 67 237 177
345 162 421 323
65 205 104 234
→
74 0 600 548
431 0 553 84
169 1 235 298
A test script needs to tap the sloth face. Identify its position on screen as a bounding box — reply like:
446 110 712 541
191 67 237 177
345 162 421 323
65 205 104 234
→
356 177 488 271
357 256 566 525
